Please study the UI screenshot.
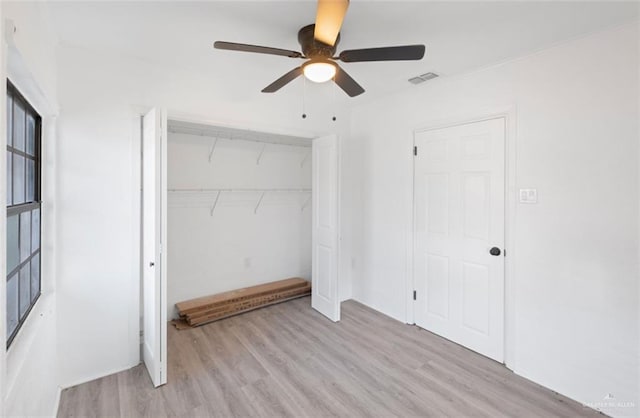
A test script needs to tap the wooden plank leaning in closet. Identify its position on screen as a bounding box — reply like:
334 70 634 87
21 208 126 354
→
171 278 311 329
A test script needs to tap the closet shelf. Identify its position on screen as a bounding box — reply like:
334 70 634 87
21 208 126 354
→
168 188 312 216
168 188 311 193
168 126 312 148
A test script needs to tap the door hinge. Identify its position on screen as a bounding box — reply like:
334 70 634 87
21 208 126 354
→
413 146 417 156
413 290 417 300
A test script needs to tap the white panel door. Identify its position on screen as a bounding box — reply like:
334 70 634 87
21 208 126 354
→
311 134 340 322
414 118 505 362
142 108 167 386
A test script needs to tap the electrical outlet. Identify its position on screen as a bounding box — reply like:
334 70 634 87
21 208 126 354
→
519 188 538 204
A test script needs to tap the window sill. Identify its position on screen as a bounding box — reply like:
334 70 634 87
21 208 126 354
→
5 290 56 395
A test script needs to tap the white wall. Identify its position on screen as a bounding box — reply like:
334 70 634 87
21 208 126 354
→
22 6 635 418
55 44 353 388
167 131 312 318
347 23 639 417
1 1 60 416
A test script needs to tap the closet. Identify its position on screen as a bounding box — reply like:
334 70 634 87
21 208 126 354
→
166 120 312 319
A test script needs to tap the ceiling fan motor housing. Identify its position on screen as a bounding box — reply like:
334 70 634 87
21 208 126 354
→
298 24 339 58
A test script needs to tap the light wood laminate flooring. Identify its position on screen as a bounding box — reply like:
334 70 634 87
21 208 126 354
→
58 297 600 417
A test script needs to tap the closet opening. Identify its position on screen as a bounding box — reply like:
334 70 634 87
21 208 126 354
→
140 113 341 386
166 120 314 323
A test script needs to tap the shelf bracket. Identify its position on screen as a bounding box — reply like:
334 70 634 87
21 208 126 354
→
301 194 312 212
300 150 310 168
256 144 267 165
208 137 218 162
254 191 266 214
209 191 222 216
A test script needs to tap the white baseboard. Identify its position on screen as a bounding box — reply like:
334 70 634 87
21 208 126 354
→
51 386 62 417
60 362 140 390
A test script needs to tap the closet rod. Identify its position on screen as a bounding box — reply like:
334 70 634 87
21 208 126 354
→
168 188 311 193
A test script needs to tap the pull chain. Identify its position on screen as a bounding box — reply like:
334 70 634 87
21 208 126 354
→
302 76 307 119
332 75 337 121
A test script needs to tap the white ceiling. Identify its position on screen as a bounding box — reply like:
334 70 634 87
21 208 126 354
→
47 1 639 105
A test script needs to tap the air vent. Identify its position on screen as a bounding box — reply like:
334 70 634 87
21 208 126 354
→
408 72 439 85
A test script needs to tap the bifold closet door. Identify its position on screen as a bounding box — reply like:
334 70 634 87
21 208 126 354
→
414 118 505 362
142 107 168 387
311 134 340 322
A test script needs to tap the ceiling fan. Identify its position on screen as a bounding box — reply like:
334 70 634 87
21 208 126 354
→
213 0 426 97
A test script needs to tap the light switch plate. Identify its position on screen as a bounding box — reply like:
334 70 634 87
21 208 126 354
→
519 188 538 204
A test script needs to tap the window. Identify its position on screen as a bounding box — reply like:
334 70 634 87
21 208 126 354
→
6 80 41 347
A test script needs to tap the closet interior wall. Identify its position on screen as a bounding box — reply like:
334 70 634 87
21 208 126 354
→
166 122 312 319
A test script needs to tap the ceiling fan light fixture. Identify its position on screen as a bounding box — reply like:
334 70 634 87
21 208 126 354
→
302 60 336 83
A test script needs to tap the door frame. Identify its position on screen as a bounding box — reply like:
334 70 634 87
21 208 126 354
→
135 109 342 374
409 107 518 369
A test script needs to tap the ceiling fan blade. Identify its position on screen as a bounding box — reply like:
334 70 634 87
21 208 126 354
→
339 45 425 62
314 0 349 46
333 65 364 97
262 67 303 93
214 41 302 58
